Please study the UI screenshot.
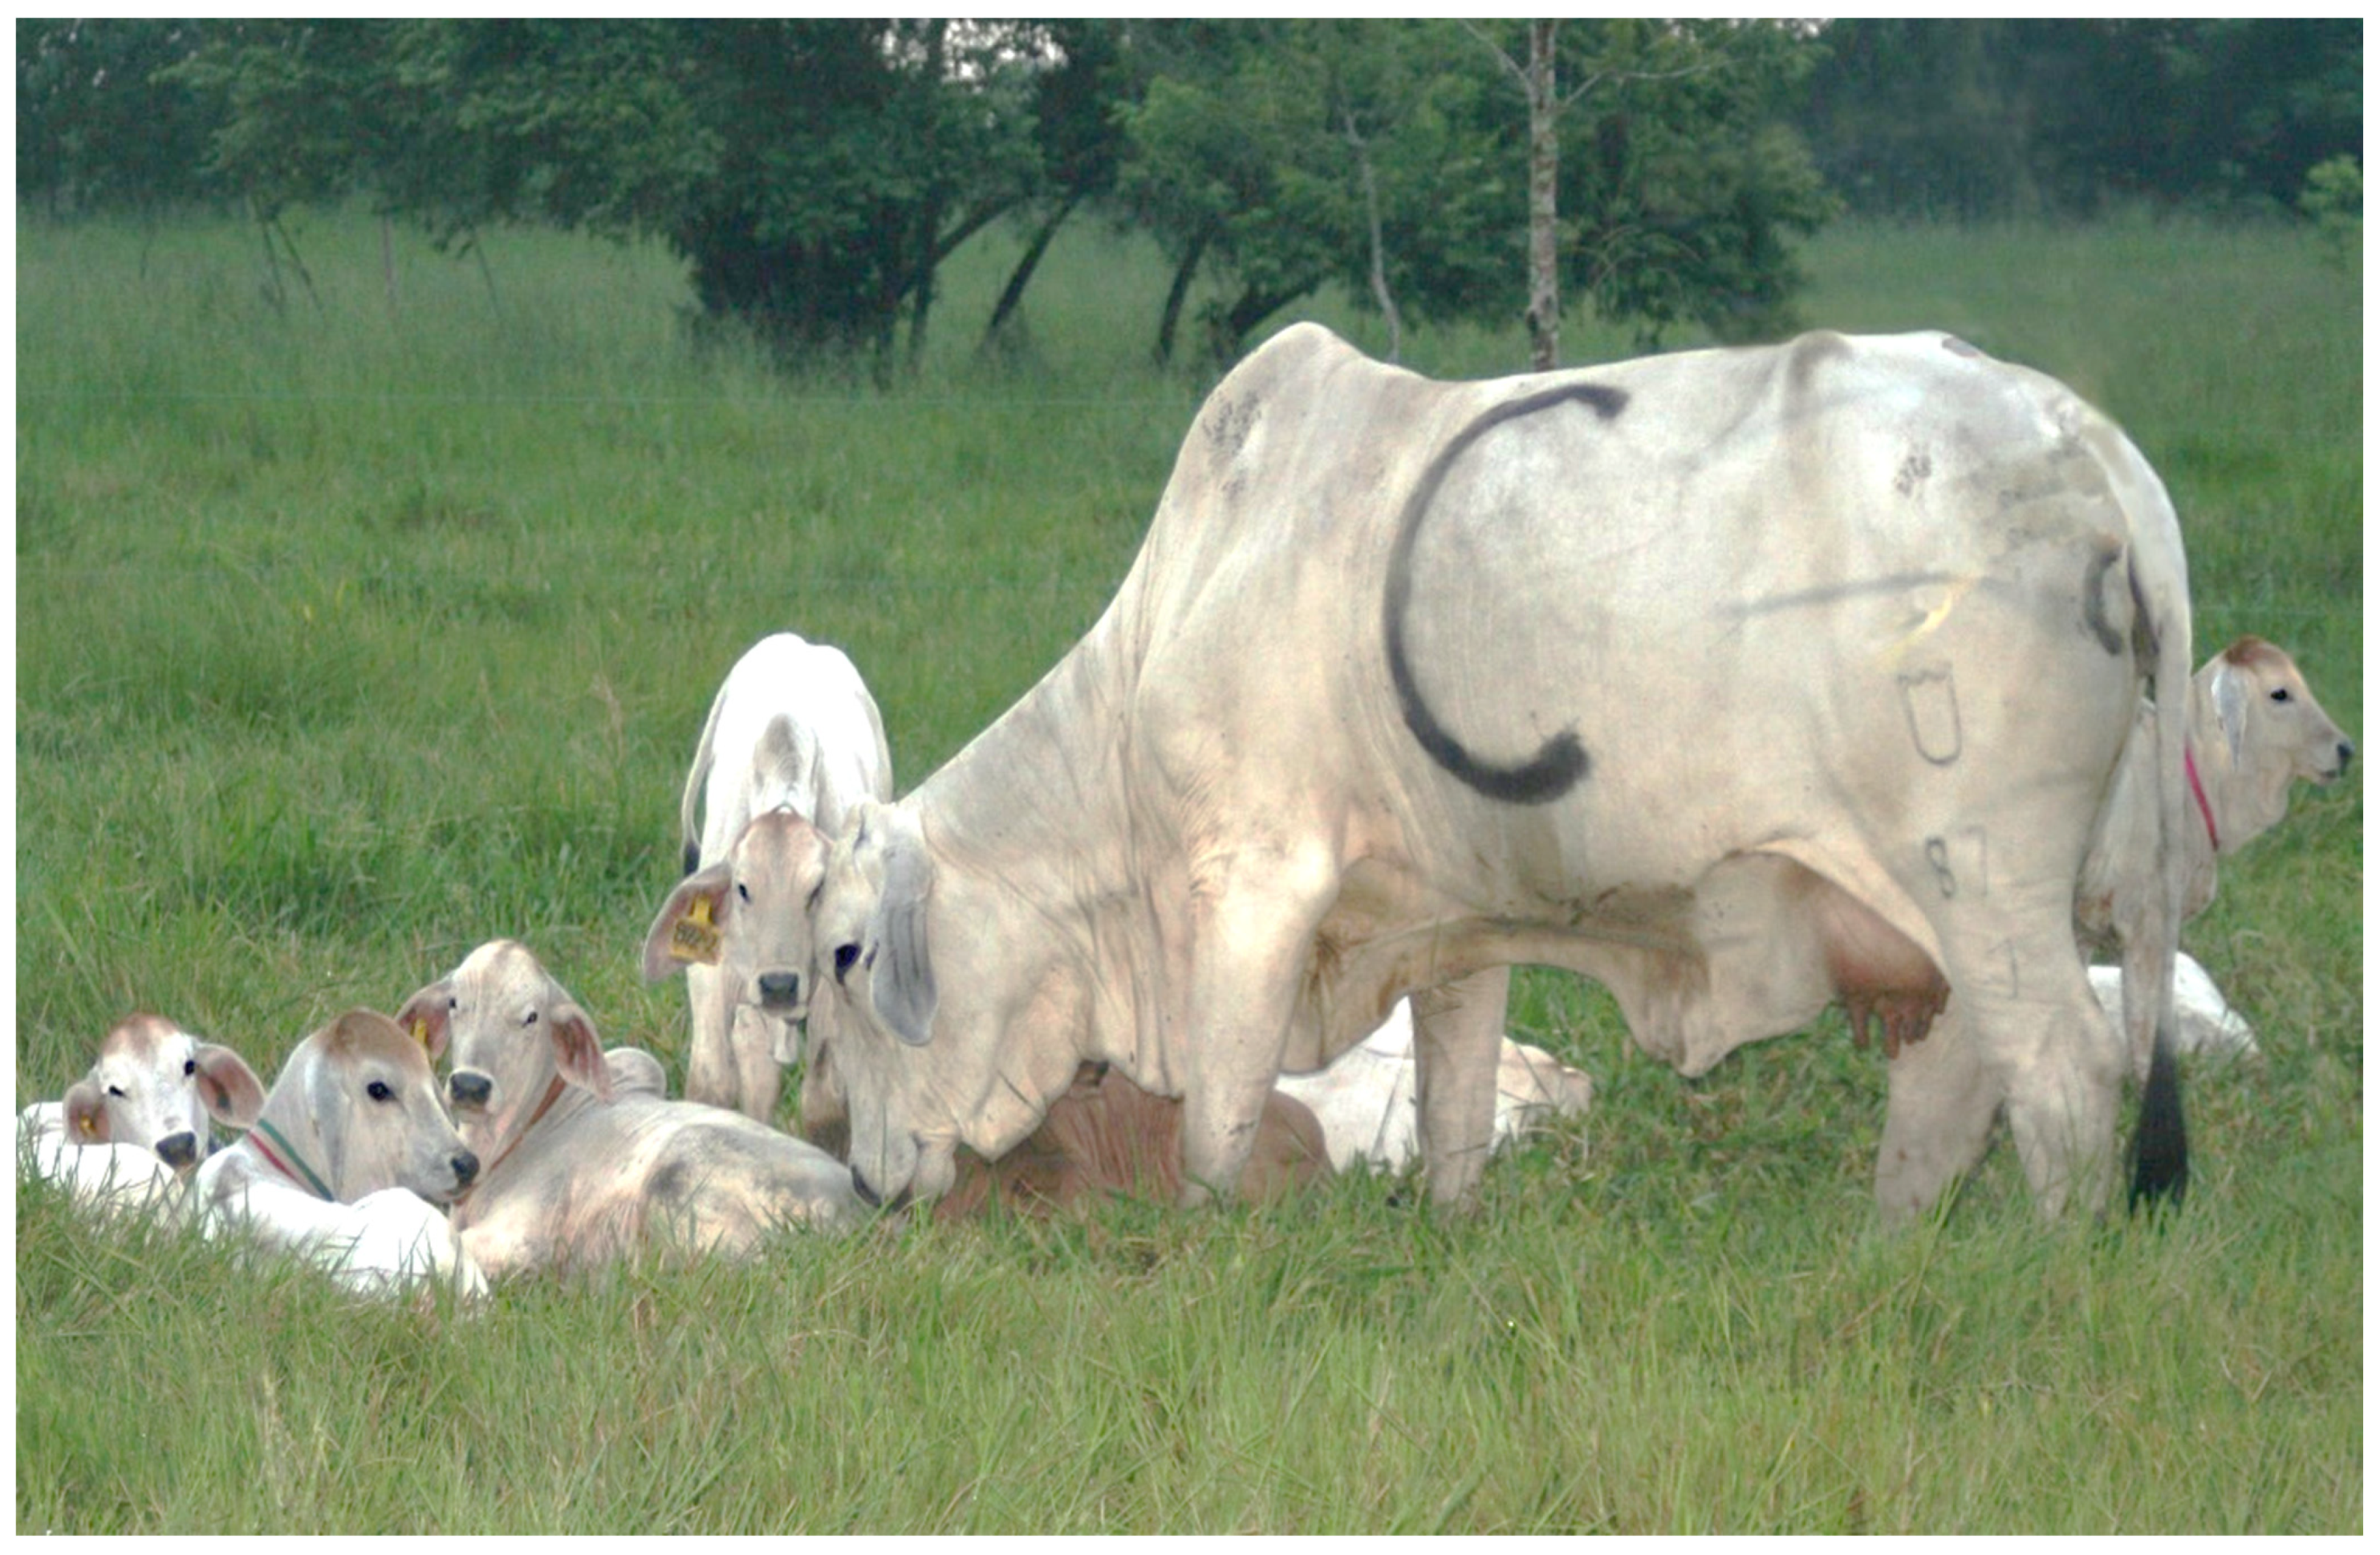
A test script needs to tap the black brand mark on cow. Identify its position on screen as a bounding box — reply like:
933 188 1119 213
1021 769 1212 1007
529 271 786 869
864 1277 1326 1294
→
1895 664 1963 765
1923 838 1958 898
2079 546 2126 656
1384 381 1628 805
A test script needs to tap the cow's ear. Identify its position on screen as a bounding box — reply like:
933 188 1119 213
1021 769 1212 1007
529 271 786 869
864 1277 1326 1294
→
193 1043 267 1129
63 1079 109 1143
394 981 455 1061
871 828 938 1047
2211 662 2248 764
550 1001 613 1102
642 864 731 982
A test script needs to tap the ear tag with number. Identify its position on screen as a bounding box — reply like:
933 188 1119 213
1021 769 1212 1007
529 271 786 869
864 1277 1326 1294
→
669 893 724 965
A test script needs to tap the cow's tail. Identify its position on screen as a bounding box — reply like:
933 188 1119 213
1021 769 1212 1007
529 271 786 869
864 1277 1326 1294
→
2114 439 2191 1214
677 679 732 876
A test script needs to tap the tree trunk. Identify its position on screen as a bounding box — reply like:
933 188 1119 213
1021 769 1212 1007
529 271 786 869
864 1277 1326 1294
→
1525 19 1562 371
1342 108 1403 363
1153 226 1213 367
983 195 1080 345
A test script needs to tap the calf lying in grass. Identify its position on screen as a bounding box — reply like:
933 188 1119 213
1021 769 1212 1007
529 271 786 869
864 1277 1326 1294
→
18 1013 266 1221
193 1009 485 1300
400 939 860 1279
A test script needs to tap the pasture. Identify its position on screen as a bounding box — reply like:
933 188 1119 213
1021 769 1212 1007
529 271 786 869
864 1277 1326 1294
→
15 208 2362 1533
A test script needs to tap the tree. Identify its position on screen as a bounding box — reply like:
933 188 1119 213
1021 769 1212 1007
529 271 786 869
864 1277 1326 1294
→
1799 20 2364 219
17 19 220 217
1453 20 1832 359
980 20 1143 351
173 20 1051 371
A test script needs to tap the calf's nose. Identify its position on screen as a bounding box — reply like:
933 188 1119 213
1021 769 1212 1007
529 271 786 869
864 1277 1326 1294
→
2339 738 2356 773
451 1150 480 1189
154 1131 199 1171
449 1073 493 1109
757 971 802 1010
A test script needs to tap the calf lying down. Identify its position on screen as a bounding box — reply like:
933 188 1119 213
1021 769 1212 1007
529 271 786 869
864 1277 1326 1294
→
193 1009 485 1301
400 940 860 1280
18 1013 266 1222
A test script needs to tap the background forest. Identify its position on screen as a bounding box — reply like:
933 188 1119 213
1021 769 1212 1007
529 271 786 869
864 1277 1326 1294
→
17 19 2364 371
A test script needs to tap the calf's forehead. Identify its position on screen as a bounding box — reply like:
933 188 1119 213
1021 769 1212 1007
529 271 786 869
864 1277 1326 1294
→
92 1015 197 1085
315 1010 436 1082
736 812 830 895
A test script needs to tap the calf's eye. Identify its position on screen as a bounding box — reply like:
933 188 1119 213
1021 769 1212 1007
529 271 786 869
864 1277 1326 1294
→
833 944 861 979
367 1080 394 1102
107 1085 125 1099
183 1059 197 1076
2271 688 2293 704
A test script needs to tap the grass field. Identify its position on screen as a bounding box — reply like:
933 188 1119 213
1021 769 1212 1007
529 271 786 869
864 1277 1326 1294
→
14 206 2362 1533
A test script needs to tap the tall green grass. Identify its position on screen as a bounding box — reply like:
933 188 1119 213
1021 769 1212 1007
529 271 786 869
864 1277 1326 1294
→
15 207 2360 1533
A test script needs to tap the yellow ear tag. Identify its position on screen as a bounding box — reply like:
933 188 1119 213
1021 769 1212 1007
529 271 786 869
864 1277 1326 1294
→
669 895 724 966
75 1113 100 1140
411 1018 433 1050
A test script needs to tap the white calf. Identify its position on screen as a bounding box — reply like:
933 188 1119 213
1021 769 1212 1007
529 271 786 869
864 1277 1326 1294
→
400 940 859 1280
1275 1000 1595 1174
669 631 894 1121
18 1013 266 1221
2088 952 2258 1070
193 1009 485 1300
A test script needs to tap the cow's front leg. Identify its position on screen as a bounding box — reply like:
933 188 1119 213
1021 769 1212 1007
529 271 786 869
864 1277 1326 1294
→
1874 997 2000 1228
1178 844 1339 1207
1411 966 1510 1211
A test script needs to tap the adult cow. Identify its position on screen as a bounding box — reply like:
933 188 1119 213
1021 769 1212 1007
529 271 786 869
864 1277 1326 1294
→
808 324 2195 1226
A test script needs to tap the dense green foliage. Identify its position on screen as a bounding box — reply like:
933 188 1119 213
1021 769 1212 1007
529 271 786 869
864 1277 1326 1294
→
35 19 2355 370
1797 19 2362 219
14 210 2362 1533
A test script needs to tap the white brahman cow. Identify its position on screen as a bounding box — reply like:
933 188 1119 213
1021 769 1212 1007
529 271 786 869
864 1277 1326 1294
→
670 631 894 1123
397 940 859 1278
800 324 2201 1226
193 1009 485 1299
18 1013 266 1220
648 822 1594 1192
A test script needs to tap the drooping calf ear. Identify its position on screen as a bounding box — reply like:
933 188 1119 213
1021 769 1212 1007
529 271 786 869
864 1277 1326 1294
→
642 864 732 983
550 1001 614 1103
393 981 455 1061
63 1079 110 1143
193 1043 267 1129
871 830 938 1047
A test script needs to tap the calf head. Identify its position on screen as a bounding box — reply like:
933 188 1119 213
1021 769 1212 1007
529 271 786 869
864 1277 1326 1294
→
643 806 831 1025
63 1014 265 1172
398 939 611 1163
278 1009 478 1204
2200 637 2354 849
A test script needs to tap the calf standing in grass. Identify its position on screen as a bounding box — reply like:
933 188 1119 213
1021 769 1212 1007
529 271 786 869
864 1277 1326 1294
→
193 1009 485 1299
400 939 859 1278
671 631 894 1123
18 1013 266 1220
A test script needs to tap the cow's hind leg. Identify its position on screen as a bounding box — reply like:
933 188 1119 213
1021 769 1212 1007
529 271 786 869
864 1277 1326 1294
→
1939 916 2125 1220
1411 966 1511 1211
